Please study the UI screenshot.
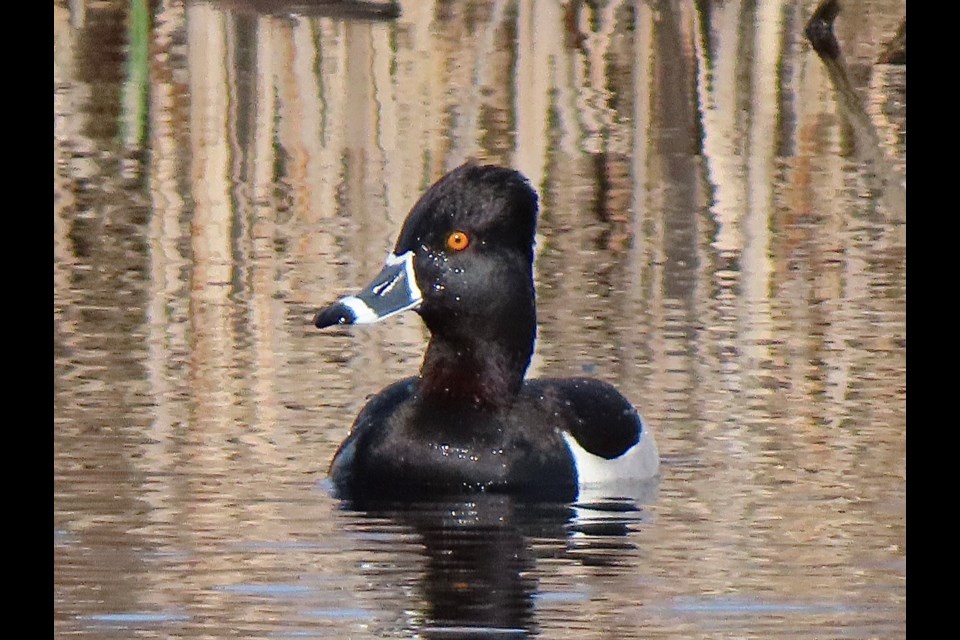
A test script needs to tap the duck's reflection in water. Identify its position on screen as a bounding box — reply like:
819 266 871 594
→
341 481 658 638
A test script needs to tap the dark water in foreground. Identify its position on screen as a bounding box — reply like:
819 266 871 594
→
55 1 905 637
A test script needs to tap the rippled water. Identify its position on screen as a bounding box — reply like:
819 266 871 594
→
55 1 905 638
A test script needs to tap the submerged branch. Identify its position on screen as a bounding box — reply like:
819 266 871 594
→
805 0 906 218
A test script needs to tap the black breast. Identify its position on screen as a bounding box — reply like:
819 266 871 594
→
329 382 578 502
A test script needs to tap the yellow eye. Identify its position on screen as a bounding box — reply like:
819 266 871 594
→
446 231 470 251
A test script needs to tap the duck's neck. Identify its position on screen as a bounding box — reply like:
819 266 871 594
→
417 320 535 412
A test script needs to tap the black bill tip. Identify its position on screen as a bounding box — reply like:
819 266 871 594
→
314 302 356 329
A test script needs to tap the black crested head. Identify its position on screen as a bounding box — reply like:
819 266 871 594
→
394 162 539 265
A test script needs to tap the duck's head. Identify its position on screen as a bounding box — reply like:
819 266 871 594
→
314 163 540 405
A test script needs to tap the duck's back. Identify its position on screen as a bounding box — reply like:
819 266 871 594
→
522 377 659 488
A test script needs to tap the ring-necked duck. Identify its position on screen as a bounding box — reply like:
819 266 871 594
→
314 162 659 502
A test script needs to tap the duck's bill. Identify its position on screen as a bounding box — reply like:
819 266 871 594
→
314 251 422 328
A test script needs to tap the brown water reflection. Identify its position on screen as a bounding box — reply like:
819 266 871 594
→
54 0 905 638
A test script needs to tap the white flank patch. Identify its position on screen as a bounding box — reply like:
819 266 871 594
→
562 427 660 487
328 435 357 480
340 296 378 324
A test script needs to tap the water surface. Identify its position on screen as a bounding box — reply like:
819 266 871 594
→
54 1 905 638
